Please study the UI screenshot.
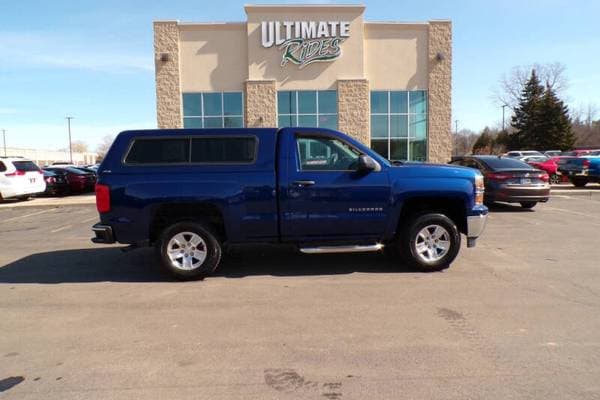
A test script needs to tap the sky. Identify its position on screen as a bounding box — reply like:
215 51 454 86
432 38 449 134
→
1 0 599 151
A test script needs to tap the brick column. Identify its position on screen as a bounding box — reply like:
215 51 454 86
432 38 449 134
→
427 21 452 163
154 21 182 129
245 80 277 127
337 79 370 145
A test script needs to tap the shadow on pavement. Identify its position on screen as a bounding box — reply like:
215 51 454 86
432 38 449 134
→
0 245 410 284
486 202 536 213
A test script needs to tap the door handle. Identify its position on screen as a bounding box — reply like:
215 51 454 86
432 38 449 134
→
293 180 315 187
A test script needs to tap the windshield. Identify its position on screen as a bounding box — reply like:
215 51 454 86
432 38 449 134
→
524 156 549 162
481 157 534 170
13 161 41 172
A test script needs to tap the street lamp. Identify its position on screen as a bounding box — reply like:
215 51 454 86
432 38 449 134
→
501 105 508 132
1 129 6 157
66 117 74 163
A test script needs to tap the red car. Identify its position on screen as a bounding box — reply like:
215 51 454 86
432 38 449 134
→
520 156 561 184
43 167 96 193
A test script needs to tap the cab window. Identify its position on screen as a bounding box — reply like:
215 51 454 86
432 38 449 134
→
296 136 360 171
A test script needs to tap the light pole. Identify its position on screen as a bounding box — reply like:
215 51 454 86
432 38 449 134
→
66 117 74 163
501 104 508 132
454 120 459 135
1 129 6 157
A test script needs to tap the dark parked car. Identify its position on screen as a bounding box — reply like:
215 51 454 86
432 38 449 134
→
450 155 550 209
44 167 96 193
42 170 69 196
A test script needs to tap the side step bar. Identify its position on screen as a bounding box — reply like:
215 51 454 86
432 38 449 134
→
299 243 384 254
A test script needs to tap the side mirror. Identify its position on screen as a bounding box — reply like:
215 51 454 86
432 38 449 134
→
357 155 381 173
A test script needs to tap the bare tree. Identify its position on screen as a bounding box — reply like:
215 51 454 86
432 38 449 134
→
452 129 478 156
71 140 88 153
493 62 569 109
60 140 88 153
95 135 115 161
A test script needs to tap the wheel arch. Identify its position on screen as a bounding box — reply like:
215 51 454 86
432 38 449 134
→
396 195 468 236
149 202 227 244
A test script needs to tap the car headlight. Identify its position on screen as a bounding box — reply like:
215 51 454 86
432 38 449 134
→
474 174 485 205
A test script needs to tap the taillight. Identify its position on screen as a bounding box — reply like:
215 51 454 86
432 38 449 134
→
46 177 56 184
5 170 26 177
485 172 512 180
95 183 111 213
583 159 591 168
539 173 549 182
474 175 485 205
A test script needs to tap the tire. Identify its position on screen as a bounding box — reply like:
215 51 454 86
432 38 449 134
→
571 177 588 187
520 202 537 209
157 221 222 280
550 174 561 185
395 213 461 272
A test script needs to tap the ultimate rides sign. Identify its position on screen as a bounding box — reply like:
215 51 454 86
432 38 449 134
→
260 21 350 68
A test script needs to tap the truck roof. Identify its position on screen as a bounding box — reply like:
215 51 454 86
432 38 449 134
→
116 128 280 140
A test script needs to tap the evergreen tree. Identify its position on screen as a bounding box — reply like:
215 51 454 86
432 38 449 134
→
509 70 545 149
537 85 575 151
472 127 493 154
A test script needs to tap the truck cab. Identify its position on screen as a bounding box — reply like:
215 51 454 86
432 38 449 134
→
93 128 487 280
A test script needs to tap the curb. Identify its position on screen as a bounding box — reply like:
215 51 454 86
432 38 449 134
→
551 190 600 198
0 196 95 209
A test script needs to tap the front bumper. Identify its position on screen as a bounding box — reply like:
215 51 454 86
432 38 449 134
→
466 212 487 248
557 169 588 177
91 223 115 244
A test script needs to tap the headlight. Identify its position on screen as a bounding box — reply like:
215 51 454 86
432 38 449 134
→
474 174 485 205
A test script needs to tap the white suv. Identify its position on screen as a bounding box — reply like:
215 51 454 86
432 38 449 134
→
0 157 46 201
505 150 544 158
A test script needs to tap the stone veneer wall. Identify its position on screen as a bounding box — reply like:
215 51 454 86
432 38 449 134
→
427 21 452 163
154 21 182 129
244 80 277 127
337 79 370 145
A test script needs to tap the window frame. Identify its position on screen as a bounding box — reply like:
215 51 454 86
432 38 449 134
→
122 135 259 166
182 92 245 129
278 90 338 129
294 133 363 172
370 90 428 162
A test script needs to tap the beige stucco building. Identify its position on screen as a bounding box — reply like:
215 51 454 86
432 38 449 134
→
154 4 452 162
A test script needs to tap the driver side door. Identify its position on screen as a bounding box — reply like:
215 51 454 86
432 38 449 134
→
279 133 392 241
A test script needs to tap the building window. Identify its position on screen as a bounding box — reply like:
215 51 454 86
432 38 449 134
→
370 90 427 161
182 92 244 128
278 90 337 130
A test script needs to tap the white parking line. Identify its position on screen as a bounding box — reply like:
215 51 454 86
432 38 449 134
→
2 208 56 223
51 224 73 233
544 206 600 219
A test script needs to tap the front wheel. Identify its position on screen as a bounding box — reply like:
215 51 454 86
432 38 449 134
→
158 221 222 280
550 174 561 184
395 213 461 272
520 201 537 209
570 177 588 187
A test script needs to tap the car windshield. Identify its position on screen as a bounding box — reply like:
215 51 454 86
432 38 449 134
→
13 161 41 172
524 156 549 162
480 157 534 170
65 167 90 174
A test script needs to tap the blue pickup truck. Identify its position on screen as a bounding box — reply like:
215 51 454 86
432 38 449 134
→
92 128 487 280
557 155 600 187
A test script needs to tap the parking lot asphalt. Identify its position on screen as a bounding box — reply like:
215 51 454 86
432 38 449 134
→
1 197 600 399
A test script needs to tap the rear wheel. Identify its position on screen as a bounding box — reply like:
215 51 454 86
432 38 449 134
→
158 221 222 280
520 201 537 209
394 213 461 272
571 177 588 187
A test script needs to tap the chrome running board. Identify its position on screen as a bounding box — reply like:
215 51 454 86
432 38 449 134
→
299 243 384 254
